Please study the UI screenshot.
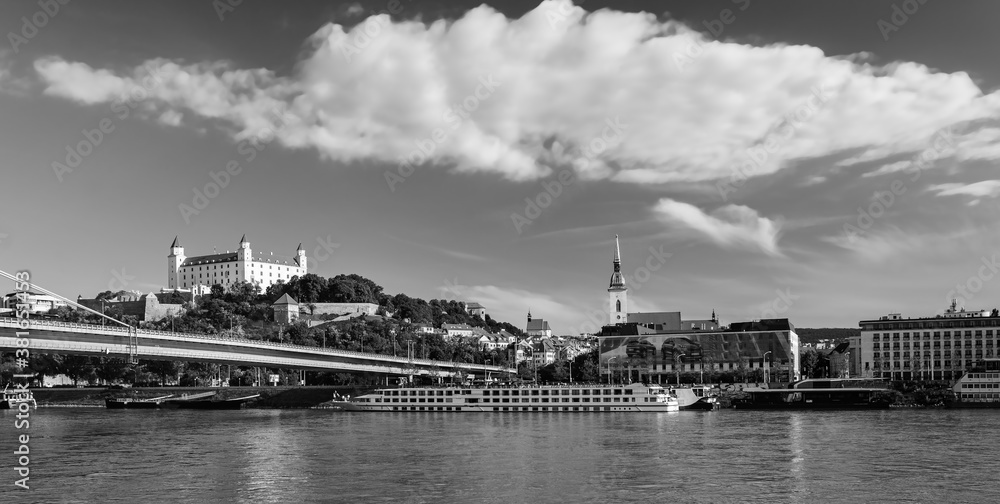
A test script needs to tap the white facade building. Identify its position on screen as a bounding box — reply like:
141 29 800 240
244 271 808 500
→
859 300 1000 381
167 235 306 292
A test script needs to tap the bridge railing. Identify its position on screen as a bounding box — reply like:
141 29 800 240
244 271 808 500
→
0 317 509 372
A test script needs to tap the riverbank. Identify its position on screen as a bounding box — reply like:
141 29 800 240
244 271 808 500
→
28 386 367 408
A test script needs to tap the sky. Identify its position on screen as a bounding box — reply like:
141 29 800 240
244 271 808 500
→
2 0 1000 334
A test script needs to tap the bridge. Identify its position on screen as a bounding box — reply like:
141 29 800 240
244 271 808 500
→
0 270 513 379
0 318 511 377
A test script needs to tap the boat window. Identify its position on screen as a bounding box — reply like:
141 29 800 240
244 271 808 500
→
561 390 570 396
614 389 622 395
541 390 549 396
572 390 580 395
624 390 633 395
531 390 539 396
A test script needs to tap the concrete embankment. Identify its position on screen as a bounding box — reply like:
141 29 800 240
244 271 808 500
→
29 386 368 408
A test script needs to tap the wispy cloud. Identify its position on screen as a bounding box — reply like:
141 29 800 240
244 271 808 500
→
928 180 1000 205
652 198 784 257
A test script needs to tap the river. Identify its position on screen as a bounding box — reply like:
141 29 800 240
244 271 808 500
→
2 408 997 503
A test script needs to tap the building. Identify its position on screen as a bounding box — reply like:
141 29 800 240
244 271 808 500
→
858 300 1000 381
532 339 557 367
77 292 185 322
272 293 299 323
526 311 553 338
2 292 68 314
307 303 379 317
167 235 306 292
608 235 628 324
606 236 720 331
465 302 487 318
442 323 475 338
599 319 800 383
597 236 799 382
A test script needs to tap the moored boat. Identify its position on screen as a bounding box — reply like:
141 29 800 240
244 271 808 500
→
341 382 679 412
176 394 260 410
670 386 720 410
950 358 1000 408
732 378 892 410
1 386 36 409
105 394 174 409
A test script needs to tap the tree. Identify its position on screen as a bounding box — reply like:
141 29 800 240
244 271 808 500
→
144 360 179 385
801 348 820 378
61 355 97 386
94 357 131 384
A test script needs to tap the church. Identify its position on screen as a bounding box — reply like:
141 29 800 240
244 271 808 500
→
606 235 719 331
166 235 307 292
598 235 800 383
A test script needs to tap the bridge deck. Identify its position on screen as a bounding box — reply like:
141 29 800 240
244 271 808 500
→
0 318 513 376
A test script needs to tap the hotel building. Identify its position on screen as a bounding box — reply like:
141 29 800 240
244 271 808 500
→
858 300 1000 381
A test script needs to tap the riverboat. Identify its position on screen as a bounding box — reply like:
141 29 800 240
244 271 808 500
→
339 383 679 412
950 358 1000 408
1 386 36 409
105 394 174 409
732 378 892 410
176 394 260 410
670 386 720 410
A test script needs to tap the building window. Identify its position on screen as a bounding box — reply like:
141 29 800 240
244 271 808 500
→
616 300 621 312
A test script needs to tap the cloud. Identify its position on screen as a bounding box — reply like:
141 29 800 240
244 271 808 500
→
653 198 784 256
436 283 573 331
25 0 1000 184
928 180 1000 206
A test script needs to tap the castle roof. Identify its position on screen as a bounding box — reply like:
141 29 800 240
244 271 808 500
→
180 252 239 266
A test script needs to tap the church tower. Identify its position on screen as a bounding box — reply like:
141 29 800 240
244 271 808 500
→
167 236 185 289
608 234 628 324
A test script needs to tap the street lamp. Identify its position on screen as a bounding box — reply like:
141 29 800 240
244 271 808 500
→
675 353 686 386
763 351 772 384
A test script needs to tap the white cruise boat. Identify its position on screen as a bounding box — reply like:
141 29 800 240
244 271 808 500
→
952 358 1000 408
340 382 679 412
1 386 36 409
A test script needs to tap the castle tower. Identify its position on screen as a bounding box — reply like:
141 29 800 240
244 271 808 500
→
167 236 185 289
296 242 307 273
237 234 252 284
608 234 628 324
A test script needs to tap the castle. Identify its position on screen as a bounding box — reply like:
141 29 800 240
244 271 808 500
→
167 235 306 292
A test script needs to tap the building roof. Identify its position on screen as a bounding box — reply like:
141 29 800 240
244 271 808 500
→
181 252 239 266
442 323 474 331
466 302 485 309
526 319 551 332
170 236 182 248
272 293 298 306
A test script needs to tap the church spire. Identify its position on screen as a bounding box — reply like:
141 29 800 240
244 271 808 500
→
608 234 625 290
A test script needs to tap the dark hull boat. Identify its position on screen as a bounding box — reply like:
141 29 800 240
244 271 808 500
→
105 395 174 409
176 394 260 410
732 379 892 410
